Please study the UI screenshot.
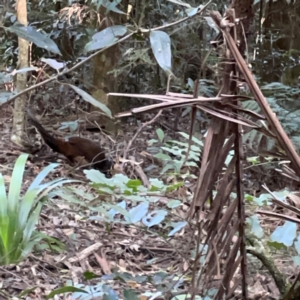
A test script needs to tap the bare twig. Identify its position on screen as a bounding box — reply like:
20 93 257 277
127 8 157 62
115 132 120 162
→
129 155 150 188
123 110 162 160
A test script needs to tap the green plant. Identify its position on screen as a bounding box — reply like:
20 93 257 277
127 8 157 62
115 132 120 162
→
148 130 203 176
0 153 73 265
46 170 190 299
55 170 188 237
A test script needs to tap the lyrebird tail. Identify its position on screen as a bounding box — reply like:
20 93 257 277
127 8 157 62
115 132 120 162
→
27 109 61 153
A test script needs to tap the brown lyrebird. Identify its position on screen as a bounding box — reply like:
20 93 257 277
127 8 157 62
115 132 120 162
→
27 109 113 174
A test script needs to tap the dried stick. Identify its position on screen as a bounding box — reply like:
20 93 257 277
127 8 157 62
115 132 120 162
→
123 110 162 160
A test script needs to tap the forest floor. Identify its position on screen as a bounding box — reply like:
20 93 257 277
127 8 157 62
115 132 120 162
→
0 103 296 300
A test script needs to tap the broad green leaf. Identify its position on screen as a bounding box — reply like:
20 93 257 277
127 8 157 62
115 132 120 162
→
149 178 165 190
104 204 130 220
167 183 184 193
59 121 79 132
108 201 126 218
161 146 183 156
84 25 127 52
128 203 148 223
185 7 198 17
150 31 172 74
267 241 286 250
246 215 264 239
168 221 187 236
142 210 167 227
103 0 126 15
154 152 172 161
271 221 297 247
161 163 174 174
41 58 65 71
69 84 112 118
126 179 142 190
6 25 61 55
177 132 204 146
85 170 129 192
167 199 182 208
253 193 271 206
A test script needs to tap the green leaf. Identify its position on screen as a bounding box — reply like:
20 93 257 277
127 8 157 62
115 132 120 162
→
84 25 127 52
271 221 297 247
0 174 7 218
124 289 140 300
168 221 187 236
102 0 126 15
161 146 183 157
46 286 89 299
18 188 40 228
0 154 71 265
156 128 165 143
267 241 286 250
167 199 182 208
8 153 28 211
147 139 158 145
185 7 198 17
6 24 61 55
126 179 142 190
177 132 204 146
83 271 101 280
142 210 167 227
161 163 174 174
246 215 264 239
150 31 172 74
154 152 172 161
108 201 127 219
149 178 165 190
23 201 44 244
36 179 76 202
85 169 111 183
128 203 148 223
166 182 183 193
105 203 130 221
103 289 119 300
253 193 271 206
41 58 65 71
69 84 112 118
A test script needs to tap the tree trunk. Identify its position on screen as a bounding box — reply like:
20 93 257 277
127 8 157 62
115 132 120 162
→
90 1 129 133
11 0 29 147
